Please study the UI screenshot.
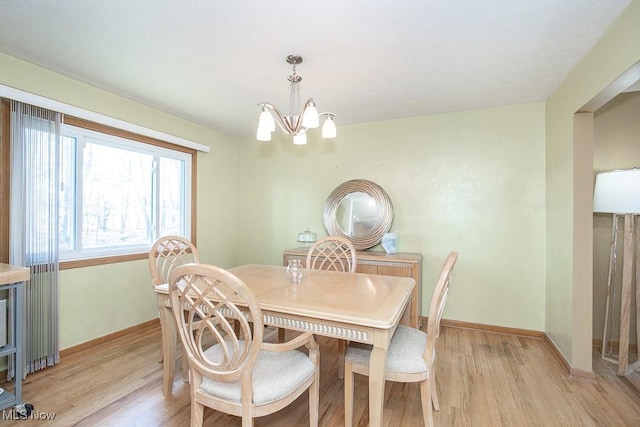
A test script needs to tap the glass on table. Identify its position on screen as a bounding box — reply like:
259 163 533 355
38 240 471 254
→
286 259 303 283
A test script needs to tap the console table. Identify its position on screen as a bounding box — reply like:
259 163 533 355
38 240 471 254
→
283 248 423 328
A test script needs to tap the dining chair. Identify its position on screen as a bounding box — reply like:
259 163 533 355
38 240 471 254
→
344 251 459 427
168 263 320 427
302 235 357 379
305 236 358 273
148 235 200 387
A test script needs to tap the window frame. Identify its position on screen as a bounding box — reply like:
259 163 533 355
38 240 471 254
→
0 99 10 265
0 105 198 269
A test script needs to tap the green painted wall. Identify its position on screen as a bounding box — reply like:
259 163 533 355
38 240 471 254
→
237 103 547 331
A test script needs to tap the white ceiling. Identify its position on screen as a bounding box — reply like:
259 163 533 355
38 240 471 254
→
0 0 633 138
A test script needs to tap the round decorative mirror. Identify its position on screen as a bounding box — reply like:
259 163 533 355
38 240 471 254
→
323 179 393 250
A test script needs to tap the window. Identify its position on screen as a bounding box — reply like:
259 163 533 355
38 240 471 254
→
59 124 192 261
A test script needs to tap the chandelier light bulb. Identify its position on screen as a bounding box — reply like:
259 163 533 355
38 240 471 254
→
302 101 319 129
256 125 272 142
258 109 275 132
321 115 337 139
293 132 307 145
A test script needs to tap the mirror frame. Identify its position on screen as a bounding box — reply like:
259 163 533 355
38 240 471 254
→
323 179 393 250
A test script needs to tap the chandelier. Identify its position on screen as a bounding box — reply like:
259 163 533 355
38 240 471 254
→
256 54 336 144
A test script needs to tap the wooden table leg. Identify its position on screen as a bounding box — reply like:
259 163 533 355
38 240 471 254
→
369 330 392 427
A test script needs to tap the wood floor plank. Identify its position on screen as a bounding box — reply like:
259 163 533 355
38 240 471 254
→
1 323 639 426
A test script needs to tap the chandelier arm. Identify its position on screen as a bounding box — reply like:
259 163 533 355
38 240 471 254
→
260 103 295 135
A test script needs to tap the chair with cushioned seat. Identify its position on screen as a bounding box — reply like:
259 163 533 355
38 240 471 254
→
344 251 459 427
304 236 357 379
168 263 320 427
148 235 200 394
306 236 357 273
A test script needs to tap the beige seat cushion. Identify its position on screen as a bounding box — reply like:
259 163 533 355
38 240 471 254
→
200 341 316 405
345 325 427 374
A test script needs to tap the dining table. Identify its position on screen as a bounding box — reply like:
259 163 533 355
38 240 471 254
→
154 263 415 427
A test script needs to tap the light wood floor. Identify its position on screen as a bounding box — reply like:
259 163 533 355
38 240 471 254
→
2 322 640 426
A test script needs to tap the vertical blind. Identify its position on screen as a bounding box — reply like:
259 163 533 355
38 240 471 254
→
9 100 61 377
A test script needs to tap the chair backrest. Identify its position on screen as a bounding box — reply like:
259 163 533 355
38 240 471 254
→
168 263 263 383
425 251 459 359
306 236 357 273
148 235 200 287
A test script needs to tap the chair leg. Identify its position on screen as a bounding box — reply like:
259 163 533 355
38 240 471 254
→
338 340 346 379
278 327 286 343
428 360 439 411
344 361 355 427
191 400 204 427
181 343 189 383
157 312 164 363
420 380 434 427
159 308 177 396
241 407 254 427
309 375 319 427
430 375 440 411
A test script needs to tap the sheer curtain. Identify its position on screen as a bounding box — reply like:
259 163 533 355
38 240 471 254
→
9 100 61 377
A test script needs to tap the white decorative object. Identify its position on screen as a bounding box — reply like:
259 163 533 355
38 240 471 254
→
297 228 317 247
381 232 398 254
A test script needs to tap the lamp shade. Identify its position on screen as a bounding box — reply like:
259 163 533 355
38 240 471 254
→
593 169 640 214
302 102 319 128
293 133 307 145
256 125 271 142
321 116 336 139
258 109 275 132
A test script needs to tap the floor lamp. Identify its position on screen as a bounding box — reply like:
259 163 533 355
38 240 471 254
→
594 169 640 376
